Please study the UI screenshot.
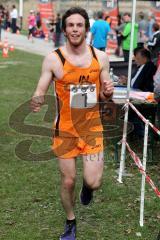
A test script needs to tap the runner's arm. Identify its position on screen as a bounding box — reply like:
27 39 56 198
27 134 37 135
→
31 54 54 112
99 53 114 101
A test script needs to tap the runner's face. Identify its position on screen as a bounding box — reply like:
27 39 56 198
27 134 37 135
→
64 14 87 46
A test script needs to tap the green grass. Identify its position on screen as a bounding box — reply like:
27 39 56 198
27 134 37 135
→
0 49 160 240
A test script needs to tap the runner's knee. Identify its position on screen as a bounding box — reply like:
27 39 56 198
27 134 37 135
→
84 175 102 190
62 176 76 191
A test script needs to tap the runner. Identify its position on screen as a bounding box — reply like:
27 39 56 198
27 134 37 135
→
31 7 113 240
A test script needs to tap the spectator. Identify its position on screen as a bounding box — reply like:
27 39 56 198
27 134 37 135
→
10 5 18 33
3 6 10 30
105 15 112 26
119 47 157 91
154 64 160 133
0 7 3 40
121 12 138 62
36 12 41 29
47 17 55 42
147 23 160 65
137 12 148 48
88 11 95 28
132 47 156 91
86 10 95 45
130 48 157 137
28 10 36 38
54 13 62 47
146 13 155 41
115 14 125 57
90 11 110 51
119 48 157 137
154 67 160 101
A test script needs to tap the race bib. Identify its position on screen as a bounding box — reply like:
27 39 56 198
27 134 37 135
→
70 84 97 108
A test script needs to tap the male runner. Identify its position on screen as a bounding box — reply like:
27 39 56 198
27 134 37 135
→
31 7 114 240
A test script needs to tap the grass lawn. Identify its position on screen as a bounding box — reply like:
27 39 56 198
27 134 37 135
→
0 49 160 240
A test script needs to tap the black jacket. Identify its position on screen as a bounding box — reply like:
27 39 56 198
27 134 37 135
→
148 31 160 64
132 61 157 92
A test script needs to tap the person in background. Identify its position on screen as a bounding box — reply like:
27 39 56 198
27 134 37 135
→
119 47 157 137
10 5 18 33
36 12 41 29
115 14 125 57
0 6 3 41
147 23 160 65
121 12 138 62
86 10 95 45
90 11 110 51
146 13 155 41
154 64 160 134
3 5 10 30
47 17 55 41
54 13 62 47
105 15 112 26
137 12 148 48
131 47 156 91
28 10 36 38
119 47 157 91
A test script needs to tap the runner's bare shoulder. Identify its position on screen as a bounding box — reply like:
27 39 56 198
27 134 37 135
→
93 48 109 69
42 51 64 76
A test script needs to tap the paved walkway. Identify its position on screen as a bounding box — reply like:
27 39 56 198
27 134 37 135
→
1 30 54 56
1 29 123 61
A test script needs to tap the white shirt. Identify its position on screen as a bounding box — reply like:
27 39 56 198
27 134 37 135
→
131 64 145 87
86 18 95 45
10 8 18 19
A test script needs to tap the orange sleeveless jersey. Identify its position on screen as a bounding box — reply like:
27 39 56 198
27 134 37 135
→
53 46 103 138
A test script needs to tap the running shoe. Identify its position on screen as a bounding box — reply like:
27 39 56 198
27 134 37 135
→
60 222 76 240
80 181 93 206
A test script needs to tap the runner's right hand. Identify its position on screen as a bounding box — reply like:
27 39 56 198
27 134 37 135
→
30 95 44 112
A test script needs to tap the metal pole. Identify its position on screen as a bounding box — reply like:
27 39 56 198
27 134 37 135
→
19 0 23 30
117 0 137 183
117 102 129 183
140 120 149 227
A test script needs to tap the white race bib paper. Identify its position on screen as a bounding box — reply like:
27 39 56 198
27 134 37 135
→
70 84 97 108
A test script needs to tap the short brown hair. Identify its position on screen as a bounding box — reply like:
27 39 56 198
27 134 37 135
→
123 12 131 17
62 7 90 31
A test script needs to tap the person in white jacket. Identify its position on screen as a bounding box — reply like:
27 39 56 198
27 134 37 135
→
10 5 18 33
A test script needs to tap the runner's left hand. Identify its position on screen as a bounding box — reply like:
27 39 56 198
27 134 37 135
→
103 80 114 97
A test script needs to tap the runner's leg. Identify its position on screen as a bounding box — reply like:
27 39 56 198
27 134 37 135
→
80 152 104 205
58 157 76 220
82 151 104 190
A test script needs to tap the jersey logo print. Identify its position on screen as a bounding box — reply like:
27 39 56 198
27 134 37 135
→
89 69 99 73
79 75 90 85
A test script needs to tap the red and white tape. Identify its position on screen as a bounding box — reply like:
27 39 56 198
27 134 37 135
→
125 141 160 198
125 101 160 136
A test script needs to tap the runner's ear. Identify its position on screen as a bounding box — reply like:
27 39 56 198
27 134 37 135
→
63 30 67 37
